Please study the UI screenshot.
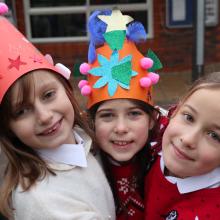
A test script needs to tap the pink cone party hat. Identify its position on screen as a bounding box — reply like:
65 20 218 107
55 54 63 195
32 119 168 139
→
0 3 71 103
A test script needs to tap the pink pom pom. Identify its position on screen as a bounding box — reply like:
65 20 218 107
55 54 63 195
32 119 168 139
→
44 54 54 65
79 62 91 75
78 80 88 89
140 77 152 88
81 85 92 96
0 3 8 15
55 63 71 79
140 57 153 69
148 72 160 84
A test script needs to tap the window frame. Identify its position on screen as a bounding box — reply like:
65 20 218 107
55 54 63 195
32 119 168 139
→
23 0 153 43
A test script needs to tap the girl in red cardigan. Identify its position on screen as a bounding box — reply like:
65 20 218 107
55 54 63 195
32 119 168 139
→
145 71 220 220
78 9 165 220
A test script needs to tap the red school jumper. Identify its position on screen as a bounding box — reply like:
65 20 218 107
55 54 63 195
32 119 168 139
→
144 157 220 220
110 162 145 220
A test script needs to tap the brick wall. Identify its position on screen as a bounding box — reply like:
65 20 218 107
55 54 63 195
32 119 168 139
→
15 1 220 73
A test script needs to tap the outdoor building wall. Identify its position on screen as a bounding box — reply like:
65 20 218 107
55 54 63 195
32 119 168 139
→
15 0 220 74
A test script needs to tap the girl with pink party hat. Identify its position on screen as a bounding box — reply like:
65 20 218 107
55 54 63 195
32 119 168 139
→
0 4 115 219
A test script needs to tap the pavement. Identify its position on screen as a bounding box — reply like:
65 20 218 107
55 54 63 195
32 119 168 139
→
0 70 192 182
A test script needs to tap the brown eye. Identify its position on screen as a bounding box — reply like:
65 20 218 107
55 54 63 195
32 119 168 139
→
183 113 194 122
208 131 220 143
43 90 55 100
129 111 142 116
13 106 31 118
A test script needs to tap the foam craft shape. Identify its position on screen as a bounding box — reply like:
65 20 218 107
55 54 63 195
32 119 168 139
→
80 9 162 109
98 9 133 32
87 40 153 108
0 16 67 103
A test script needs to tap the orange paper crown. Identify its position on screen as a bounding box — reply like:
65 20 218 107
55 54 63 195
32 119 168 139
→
78 9 162 109
0 4 70 103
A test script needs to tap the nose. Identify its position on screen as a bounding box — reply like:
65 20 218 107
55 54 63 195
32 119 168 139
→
35 103 53 125
180 127 200 149
113 116 129 134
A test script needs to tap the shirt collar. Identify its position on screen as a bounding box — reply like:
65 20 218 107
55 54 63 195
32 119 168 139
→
159 152 220 194
36 130 87 168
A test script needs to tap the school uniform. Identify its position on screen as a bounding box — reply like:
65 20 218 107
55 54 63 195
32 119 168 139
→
13 127 116 220
109 161 144 220
145 154 220 220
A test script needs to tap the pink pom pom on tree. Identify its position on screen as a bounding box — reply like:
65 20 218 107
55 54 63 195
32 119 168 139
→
0 3 8 15
78 80 88 89
79 62 91 75
140 57 153 70
81 85 92 96
140 77 152 88
148 72 159 85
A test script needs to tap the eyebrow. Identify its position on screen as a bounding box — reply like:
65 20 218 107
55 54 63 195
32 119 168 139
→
96 108 113 113
38 80 57 90
96 106 140 113
183 104 197 114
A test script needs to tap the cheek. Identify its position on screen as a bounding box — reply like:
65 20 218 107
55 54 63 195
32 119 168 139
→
135 118 151 146
10 123 32 142
161 124 174 151
62 99 75 121
95 121 109 143
68 105 75 121
199 148 220 165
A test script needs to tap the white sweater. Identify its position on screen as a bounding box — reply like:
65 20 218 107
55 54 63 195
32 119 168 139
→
12 127 115 220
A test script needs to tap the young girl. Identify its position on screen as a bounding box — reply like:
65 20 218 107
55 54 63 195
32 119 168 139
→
0 4 115 219
145 71 220 220
78 9 164 219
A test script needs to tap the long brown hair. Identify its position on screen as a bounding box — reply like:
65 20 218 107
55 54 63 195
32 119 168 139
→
89 99 159 209
0 70 93 218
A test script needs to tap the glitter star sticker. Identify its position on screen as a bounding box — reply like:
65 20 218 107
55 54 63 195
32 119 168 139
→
8 55 27 70
98 9 133 32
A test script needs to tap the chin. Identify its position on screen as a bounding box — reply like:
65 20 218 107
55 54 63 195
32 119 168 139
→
115 156 133 163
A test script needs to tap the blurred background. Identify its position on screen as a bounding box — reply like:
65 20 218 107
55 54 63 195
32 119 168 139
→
2 0 220 107
0 1 220 213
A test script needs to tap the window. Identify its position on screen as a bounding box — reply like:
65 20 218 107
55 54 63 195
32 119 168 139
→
23 0 153 43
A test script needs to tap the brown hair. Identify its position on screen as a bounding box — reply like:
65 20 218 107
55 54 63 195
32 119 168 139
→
89 99 159 210
174 72 220 113
0 70 94 218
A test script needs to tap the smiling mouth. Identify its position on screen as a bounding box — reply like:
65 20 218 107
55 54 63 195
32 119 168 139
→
39 119 62 136
111 140 133 147
173 144 194 161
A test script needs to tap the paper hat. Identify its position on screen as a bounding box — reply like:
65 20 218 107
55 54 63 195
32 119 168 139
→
0 3 71 103
78 9 163 109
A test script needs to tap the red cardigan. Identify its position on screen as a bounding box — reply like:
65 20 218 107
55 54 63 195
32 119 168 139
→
145 156 220 220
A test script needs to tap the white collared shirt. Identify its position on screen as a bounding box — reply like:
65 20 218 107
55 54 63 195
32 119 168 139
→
36 130 87 167
159 152 220 194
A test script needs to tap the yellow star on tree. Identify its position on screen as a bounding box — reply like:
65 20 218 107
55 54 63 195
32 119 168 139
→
98 9 133 32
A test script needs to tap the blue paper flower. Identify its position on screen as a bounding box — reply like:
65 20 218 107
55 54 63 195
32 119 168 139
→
89 51 137 96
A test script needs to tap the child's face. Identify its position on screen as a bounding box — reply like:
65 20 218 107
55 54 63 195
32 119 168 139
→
162 88 220 178
9 70 75 149
95 99 152 162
